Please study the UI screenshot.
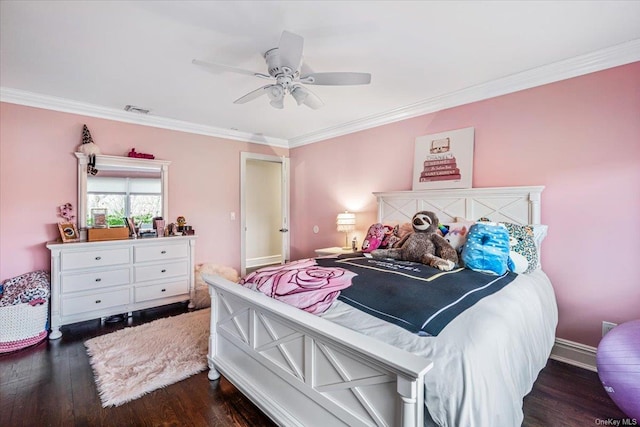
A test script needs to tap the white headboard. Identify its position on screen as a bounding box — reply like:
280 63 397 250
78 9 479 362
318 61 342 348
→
374 186 544 226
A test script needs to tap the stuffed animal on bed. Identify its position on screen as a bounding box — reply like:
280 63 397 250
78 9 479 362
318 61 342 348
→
371 211 458 271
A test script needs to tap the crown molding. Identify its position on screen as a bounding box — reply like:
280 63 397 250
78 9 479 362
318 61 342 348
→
2 39 638 150
0 88 289 148
288 39 640 148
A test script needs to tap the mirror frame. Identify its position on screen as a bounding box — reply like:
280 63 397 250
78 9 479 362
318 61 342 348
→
75 152 171 230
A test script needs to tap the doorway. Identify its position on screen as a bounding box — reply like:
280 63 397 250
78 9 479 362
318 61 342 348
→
240 152 290 276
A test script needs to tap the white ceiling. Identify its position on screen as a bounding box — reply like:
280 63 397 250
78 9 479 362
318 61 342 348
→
2 1 639 147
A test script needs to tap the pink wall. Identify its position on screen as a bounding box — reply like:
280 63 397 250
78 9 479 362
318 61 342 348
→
0 103 287 279
1 63 637 348
289 62 640 348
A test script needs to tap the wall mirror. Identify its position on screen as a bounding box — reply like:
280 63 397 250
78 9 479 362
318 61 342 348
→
75 153 170 231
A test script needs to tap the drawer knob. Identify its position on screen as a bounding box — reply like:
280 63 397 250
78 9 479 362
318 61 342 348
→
95 278 102 282
161 269 167 273
161 250 167 254
161 288 166 292
95 299 102 304
95 256 102 260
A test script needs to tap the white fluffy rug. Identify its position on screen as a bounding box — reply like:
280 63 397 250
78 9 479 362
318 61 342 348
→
85 308 210 407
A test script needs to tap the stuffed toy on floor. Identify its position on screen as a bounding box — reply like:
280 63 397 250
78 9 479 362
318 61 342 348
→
193 263 240 309
371 211 458 271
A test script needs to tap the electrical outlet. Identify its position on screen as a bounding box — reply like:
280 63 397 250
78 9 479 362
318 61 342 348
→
602 321 617 337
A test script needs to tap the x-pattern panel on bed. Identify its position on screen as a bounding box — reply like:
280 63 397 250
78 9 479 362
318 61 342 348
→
207 282 431 427
215 291 400 425
375 186 543 226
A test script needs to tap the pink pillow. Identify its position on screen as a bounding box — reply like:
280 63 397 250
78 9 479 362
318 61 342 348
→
362 223 386 252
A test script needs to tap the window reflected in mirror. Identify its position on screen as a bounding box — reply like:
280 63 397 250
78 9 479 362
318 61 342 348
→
87 172 162 230
76 152 170 232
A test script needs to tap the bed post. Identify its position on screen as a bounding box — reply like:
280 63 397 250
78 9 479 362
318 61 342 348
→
377 194 384 222
398 376 420 427
207 284 221 381
529 189 542 224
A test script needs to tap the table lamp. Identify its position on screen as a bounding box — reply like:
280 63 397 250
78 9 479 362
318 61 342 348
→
336 211 356 250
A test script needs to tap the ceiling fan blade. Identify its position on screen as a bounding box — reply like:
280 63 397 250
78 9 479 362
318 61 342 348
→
233 85 272 104
278 31 304 72
192 59 271 79
299 72 371 85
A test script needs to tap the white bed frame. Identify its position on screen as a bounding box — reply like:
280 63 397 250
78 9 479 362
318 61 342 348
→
204 185 544 427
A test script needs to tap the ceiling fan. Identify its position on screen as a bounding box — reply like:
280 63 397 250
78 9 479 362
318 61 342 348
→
192 30 371 109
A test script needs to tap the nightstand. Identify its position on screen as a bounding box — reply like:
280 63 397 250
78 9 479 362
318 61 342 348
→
314 247 357 256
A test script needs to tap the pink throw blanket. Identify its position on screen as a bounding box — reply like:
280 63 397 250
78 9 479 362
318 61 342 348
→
239 258 356 314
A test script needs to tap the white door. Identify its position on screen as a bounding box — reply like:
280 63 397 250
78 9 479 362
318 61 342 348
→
240 152 290 276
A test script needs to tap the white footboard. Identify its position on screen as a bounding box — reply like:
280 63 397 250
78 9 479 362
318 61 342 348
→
203 274 433 427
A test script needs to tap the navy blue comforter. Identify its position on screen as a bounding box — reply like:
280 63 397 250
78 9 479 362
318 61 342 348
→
316 254 517 336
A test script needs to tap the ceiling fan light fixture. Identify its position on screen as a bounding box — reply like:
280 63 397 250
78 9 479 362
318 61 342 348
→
267 84 285 109
266 84 283 99
290 86 308 106
269 98 284 109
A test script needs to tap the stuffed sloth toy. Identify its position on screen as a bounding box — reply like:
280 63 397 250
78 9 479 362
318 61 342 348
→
371 211 458 271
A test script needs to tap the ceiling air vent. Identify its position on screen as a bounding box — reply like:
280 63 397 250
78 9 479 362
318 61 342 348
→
124 105 150 114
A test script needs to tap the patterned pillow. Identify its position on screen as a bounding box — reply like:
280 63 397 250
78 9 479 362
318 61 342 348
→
362 223 386 252
378 224 399 249
501 223 538 274
0 270 50 307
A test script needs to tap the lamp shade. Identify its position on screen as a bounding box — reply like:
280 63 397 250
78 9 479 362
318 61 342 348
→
336 212 356 232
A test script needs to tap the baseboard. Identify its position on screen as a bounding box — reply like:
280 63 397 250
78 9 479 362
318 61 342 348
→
550 338 597 372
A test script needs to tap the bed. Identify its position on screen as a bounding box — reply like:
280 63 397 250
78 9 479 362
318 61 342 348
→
203 186 558 426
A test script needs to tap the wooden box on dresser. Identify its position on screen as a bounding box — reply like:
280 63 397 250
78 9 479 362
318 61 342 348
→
46 235 196 339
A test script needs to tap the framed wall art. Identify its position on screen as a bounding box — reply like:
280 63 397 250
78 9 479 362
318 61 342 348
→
412 127 475 190
58 222 79 242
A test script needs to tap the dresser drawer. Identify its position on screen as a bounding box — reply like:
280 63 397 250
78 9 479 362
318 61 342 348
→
61 248 130 271
61 288 130 317
135 280 188 303
134 242 188 263
61 268 131 293
135 260 189 282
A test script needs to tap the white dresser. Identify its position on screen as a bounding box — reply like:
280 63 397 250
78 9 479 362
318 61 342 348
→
46 235 196 339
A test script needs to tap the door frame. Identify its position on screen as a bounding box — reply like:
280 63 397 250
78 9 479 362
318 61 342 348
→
240 152 290 276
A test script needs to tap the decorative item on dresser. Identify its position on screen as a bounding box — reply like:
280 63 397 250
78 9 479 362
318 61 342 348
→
57 222 80 243
46 235 196 339
87 227 130 242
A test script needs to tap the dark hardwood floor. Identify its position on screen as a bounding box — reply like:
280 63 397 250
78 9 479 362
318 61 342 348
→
0 303 627 427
